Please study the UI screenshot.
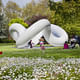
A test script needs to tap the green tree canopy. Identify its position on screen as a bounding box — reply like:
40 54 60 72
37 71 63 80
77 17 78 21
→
4 1 22 20
49 0 80 36
22 0 55 24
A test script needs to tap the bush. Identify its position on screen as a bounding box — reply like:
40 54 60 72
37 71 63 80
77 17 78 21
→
0 38 15 43
8 18 28 28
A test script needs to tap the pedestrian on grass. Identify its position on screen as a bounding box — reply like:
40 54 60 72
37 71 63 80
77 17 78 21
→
64 41 69 49
28 40 33 48
39 38 45 53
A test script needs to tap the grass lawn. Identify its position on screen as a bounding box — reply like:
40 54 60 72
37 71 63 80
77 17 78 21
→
0 43 80 59
0 43 80 79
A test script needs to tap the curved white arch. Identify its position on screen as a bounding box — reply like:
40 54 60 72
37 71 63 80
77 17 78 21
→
43 24 68 46
9 19 68 48
9 19 50 48
9 23 26 41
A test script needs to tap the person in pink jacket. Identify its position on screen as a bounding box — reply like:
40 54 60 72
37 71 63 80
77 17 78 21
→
64 41 69 49
39 38 45 50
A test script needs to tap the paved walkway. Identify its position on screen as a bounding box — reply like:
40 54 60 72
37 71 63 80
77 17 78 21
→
20 46 54 49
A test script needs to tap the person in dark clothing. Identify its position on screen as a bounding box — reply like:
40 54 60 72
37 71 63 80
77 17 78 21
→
28 40 33 48
69 41 76 49
78 36 80 46
69 36 76 49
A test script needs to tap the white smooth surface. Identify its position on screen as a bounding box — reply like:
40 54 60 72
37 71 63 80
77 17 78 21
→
9 19 68 48
9 23 26 41
43 24 68 46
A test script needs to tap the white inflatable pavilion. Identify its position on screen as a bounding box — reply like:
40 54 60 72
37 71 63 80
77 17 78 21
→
9 19 68 48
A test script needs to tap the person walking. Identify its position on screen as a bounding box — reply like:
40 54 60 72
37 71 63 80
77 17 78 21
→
39 38 45 53
28 40 33 48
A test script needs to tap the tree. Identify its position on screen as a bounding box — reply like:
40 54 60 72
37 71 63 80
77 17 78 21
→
48 0 80 36
0 0 3 13
0 14 8 40
4 1 22 20
22 0 55 24
0 0 8 40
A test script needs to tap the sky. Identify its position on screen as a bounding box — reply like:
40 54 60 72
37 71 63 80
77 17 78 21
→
2 0 32 8
2 0 62 8
51 0 62 2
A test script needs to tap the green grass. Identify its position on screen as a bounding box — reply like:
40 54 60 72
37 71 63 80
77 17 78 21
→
0 43 80 59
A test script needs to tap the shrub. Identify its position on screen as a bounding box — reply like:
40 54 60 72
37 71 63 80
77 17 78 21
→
8 18 28 28
0 38 15 43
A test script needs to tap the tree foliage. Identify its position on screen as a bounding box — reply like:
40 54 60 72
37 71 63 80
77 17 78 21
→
4 1 22 20
22 0 55 24
0 14 8 39
0 0 2 11
49 0 80 36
